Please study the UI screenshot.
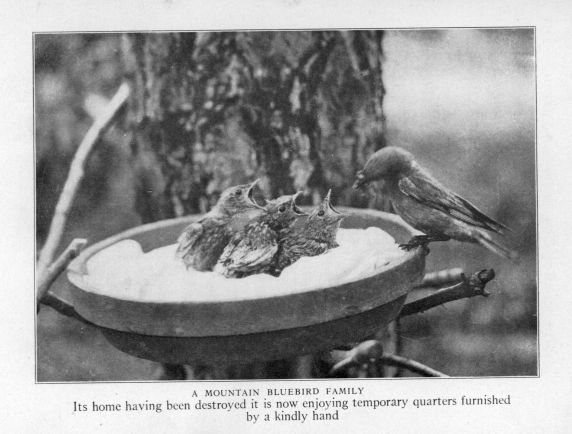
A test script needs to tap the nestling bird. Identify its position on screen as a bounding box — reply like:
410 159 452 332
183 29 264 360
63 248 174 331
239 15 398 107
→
176 179 264 271
215 192 307 278
353 146 516 259
274 189 345 275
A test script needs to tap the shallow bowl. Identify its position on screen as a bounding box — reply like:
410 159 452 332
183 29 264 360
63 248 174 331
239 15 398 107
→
66 208 425 364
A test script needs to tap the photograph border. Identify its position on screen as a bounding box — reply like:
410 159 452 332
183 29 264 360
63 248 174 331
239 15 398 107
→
34 25 539 384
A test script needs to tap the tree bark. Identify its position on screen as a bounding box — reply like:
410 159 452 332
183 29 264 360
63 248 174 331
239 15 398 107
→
122 32 343 218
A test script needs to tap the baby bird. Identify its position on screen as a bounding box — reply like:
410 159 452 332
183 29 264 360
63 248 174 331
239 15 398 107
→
274 190 345 275
176 179 264 271
215 192 307 278
353 146 516 259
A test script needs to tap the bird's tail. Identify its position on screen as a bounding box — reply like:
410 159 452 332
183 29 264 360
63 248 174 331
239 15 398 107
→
475 230 518 261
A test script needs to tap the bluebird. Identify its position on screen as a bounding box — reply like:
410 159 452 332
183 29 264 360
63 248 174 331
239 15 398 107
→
274 190 345 274
176 179 264 271
353 146 516 259
215 192 307 278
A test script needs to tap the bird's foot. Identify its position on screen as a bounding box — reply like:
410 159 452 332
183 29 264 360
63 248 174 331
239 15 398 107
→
398 242 418 251
399 236 430 252
399 235 449 255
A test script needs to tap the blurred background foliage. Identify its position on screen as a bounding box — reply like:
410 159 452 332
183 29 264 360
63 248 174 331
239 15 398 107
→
36 29 536 381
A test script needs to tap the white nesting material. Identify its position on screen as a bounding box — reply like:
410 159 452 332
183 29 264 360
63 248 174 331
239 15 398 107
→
83 227 405 303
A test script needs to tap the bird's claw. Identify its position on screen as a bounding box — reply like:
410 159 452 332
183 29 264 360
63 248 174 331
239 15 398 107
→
399 238 431 255
398 242 418 251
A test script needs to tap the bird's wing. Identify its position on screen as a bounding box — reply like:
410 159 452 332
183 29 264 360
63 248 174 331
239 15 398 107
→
217 232 240 265
223 235 278 274
398 171 509 233
175 221 204 257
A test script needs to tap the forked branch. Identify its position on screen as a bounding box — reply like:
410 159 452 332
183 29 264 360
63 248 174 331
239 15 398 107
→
399 269 496 318
36 83 129 282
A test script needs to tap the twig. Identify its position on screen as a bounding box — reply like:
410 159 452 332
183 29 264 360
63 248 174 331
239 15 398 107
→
36 83 130 281
378 354 448 377
414 267 465 289
399 269 496 318
40 290 91 325
329 340 384 376
36 238 87 311
328 340 448 378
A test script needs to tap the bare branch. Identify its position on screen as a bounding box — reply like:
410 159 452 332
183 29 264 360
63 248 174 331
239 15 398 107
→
329 340 384 376
36 83 130 280
328 340 448 378
399 269 496 318
40 290 91 326
378 354 449 378
414 267 465 289
36 238 87 311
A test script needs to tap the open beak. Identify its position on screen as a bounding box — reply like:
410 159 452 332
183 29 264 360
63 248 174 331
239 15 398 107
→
291 191 308 216
247 178 265 209
324 189 344 221
324 189 342 215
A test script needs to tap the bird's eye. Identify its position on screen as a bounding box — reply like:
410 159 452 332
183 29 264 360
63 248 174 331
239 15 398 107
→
317 210 325 217
235 189 242 196
278 205 286 213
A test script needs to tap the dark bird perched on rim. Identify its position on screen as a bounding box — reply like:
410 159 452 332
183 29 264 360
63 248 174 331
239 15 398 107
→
273 189 345 275
353 146 517 259
176 179 265 271
215 192 307 278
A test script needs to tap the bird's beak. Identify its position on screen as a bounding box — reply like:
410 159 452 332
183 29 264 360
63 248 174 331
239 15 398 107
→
324 189 343 216
247 178 265 209
352 171 367 190
291 191 308 216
